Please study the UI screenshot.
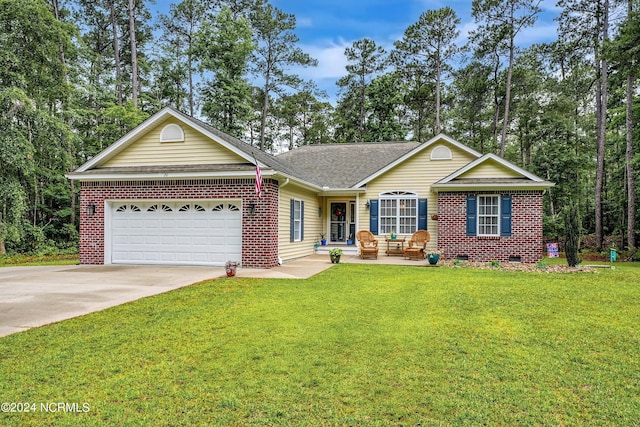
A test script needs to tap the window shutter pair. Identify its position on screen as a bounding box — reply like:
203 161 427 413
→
466 194 511 236
368 198 428 235
290 200 304 242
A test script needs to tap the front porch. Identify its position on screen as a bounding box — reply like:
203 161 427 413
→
314 243 359 257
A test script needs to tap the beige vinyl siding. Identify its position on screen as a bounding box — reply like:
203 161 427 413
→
103 119 247 167
458 160 523 179
278 183 321 263
358 142 477 250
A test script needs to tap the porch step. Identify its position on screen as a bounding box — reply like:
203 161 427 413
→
315 245 359 256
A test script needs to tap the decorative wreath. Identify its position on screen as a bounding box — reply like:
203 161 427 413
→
334 208 343 217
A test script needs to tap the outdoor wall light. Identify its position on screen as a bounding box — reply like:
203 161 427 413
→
365 200 370 210
318 207 322 217
86 204 96 216
248 203 256 216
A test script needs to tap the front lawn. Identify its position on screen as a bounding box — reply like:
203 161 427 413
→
1 263 639 426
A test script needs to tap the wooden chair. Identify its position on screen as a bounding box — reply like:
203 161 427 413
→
356 230 379 259
403 230 430 260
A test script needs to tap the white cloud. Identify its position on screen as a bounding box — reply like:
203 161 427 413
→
517 22 559 46
300 39 350 80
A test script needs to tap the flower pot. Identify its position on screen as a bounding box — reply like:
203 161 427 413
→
321 240 327 246
330 254 341 264
225 262 238 277
427 254 439 265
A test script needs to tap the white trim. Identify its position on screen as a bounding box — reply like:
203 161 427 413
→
67 169 276 181
431 181 554 192
378 191 419 236
477 195 500 237
292 199 303 242
352 134 482 188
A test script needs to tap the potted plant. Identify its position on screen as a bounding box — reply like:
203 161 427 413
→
329 248 343 264
320 233 327 246
225 260 239 276
426 249 441 265
390 232 397 240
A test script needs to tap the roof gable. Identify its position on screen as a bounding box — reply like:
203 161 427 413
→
101 117 247 167
351 134 483 188
76 107 262 172
432 153 554 191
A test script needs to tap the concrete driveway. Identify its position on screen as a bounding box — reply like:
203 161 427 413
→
0 265 221 337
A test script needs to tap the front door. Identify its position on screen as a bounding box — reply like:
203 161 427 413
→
330 202 347 243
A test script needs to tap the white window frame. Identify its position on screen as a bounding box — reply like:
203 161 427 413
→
477 195 500 236
379 191 418 235
293 199 302 242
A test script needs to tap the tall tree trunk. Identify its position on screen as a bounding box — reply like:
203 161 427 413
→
595 0 609 251
499 6 516 157
626 0 636 252
188 50 194 116
110 0 123 105
52 0 77 228
435 56 442 134
128 0 139 108
359 70 366 141
491 52 501 149
259 73 270 151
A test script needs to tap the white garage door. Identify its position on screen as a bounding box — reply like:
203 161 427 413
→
109 200 242 266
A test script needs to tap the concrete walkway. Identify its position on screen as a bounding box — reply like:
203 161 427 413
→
238 253 427 279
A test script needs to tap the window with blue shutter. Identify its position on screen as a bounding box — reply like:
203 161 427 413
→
500 194 512 236
290 199 304 241
466 195 477 236
418 198 428 230
369 199 379 235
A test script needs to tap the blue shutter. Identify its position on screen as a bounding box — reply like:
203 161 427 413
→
466 195 477 236
418 198 428 230
369 199 379 235
290 199 295 242
301 201 305 240
500 194 512 236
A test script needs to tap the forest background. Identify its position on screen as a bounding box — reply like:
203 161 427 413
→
0 0 638 259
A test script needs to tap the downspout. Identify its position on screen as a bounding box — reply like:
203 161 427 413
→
280 178 290 189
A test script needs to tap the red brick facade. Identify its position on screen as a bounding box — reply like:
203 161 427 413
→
79 178 279 268
437 191 544 264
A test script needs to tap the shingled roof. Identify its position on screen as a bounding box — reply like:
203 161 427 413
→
275 142 420 188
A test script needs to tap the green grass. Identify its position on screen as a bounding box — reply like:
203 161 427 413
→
0 254 79 267
1 263 639 426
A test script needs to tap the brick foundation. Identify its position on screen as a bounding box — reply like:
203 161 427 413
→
437 191 544 264
79 178 279 268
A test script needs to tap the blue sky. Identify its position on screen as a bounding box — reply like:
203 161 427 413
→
153 0 562 103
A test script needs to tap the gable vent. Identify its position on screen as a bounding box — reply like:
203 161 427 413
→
431 145 452 160
160 123 185 142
